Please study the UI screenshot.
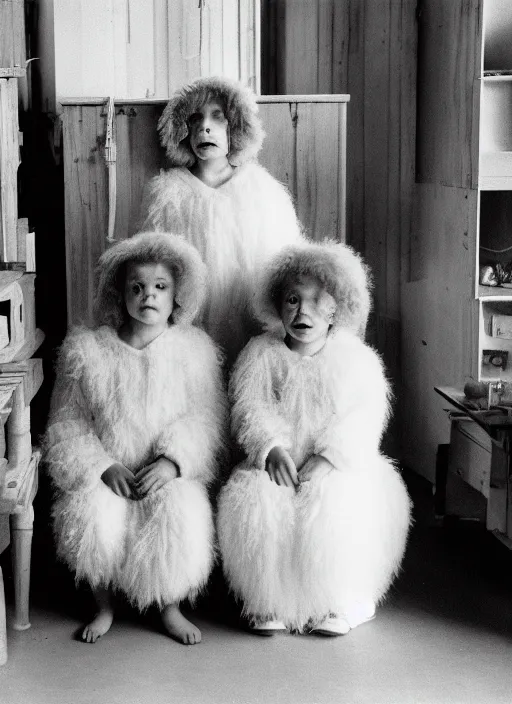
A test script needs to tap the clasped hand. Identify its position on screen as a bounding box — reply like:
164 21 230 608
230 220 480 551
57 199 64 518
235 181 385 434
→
265 447 334 489
101 457 179 499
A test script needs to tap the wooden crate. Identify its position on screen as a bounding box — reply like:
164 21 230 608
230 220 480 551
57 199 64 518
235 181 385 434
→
0 273 38 363
0 0 25 73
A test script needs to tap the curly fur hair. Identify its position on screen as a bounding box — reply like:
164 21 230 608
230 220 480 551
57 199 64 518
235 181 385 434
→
93 231 207 328
157 76 265 167
256 240 372 337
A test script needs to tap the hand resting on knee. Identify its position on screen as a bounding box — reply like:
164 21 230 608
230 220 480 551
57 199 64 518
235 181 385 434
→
265 446 299 488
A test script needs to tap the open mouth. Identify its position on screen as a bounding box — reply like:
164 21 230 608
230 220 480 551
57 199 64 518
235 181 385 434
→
292 323 311 330
197 141 217 148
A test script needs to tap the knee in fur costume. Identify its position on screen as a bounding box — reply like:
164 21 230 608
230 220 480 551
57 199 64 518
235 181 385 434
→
45 232 227 608
217 241 412 630
218 464 411 630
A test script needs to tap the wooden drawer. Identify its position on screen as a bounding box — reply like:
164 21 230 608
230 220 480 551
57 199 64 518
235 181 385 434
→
448 419 492 499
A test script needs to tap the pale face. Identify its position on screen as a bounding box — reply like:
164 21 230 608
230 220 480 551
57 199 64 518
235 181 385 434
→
280 275 336 356
124 262 175 331
188 100 229 161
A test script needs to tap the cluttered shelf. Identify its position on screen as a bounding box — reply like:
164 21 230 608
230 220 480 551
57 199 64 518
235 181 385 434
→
435 382 512 547
435 385 512 427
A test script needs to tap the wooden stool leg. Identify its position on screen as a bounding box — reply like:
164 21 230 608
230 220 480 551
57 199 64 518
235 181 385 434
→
11 505 34 631
0 565 7 665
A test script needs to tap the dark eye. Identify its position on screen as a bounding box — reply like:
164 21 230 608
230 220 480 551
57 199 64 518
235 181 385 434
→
287 294 299 305
131 283 142 295
156 283 167 290
188 112 201 124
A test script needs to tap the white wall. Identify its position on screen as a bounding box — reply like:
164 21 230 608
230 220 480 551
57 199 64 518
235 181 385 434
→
484 0 512 70
38 0 259 108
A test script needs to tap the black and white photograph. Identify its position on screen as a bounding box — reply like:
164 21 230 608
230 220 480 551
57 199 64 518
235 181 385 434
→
2 1 512 703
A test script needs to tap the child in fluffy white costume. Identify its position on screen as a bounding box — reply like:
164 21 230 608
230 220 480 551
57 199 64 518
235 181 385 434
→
45 232 227 645
140 76 303 363
217 241 412 636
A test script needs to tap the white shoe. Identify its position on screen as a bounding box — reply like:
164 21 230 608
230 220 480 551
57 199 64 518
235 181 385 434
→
310 615 351 637
250 618 287 636
345 601 376 629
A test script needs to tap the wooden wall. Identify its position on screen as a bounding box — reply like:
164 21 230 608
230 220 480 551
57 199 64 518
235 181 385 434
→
401 0 483 482
0 79 19 262
0 1 24 262
262 0 418 456
0 0 25 73
39 0 259 113
61 95 348 327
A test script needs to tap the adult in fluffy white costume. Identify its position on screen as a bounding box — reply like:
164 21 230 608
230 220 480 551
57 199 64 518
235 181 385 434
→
45 232 227 645
217 241 412 636
140 76 304 364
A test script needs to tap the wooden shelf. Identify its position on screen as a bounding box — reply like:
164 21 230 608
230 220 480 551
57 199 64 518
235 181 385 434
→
0 68 25 79
482 74 512 82
479 152 512 190
479 286 512 299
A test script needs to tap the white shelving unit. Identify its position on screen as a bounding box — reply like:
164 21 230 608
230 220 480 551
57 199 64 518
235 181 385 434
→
478 53 512 379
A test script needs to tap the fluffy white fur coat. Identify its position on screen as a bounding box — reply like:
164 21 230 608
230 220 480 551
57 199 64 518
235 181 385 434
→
217 330 411 630
45 325 227 609
141 163 303 363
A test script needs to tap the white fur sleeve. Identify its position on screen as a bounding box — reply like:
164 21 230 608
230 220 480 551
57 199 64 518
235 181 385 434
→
139 170 192 234
229 337 293 469
153 333 227 485
315 342 391 471
250 165 303 247
44 333 117 492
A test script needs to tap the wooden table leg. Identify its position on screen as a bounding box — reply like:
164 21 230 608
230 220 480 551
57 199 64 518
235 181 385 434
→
11 505 33 631
0 564 7 665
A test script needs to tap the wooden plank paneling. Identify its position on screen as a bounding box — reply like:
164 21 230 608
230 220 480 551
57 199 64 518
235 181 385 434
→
153 0 169 98
63 105 108 326
343 1 365 261
113 104 166 240
257 102 297 193
167 0 200 91
317 0 334 93
222 0 239 80
239 0 260 91
261 0 418 460
0 78 19 262
402 183 479 481
295 102 345 241
259 101 347 241
364 0 391 327
416 0 482 188
52 0 259 100
0 0 25 70
283 0 318 94
126 0 155 98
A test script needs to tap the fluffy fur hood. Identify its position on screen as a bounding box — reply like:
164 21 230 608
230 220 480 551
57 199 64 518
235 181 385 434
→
255 240 372 337
158 76 265 167
93 231 207 328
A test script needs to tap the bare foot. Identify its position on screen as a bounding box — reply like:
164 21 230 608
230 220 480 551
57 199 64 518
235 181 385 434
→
161 604 201 645
81 607 114 643
81 586 114 643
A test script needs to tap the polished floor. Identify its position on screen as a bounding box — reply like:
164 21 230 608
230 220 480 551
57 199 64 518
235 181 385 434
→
2 473 512 704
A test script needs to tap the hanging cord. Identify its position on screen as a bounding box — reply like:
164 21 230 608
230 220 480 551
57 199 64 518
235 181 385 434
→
105 97 117 243
480 244 512 253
